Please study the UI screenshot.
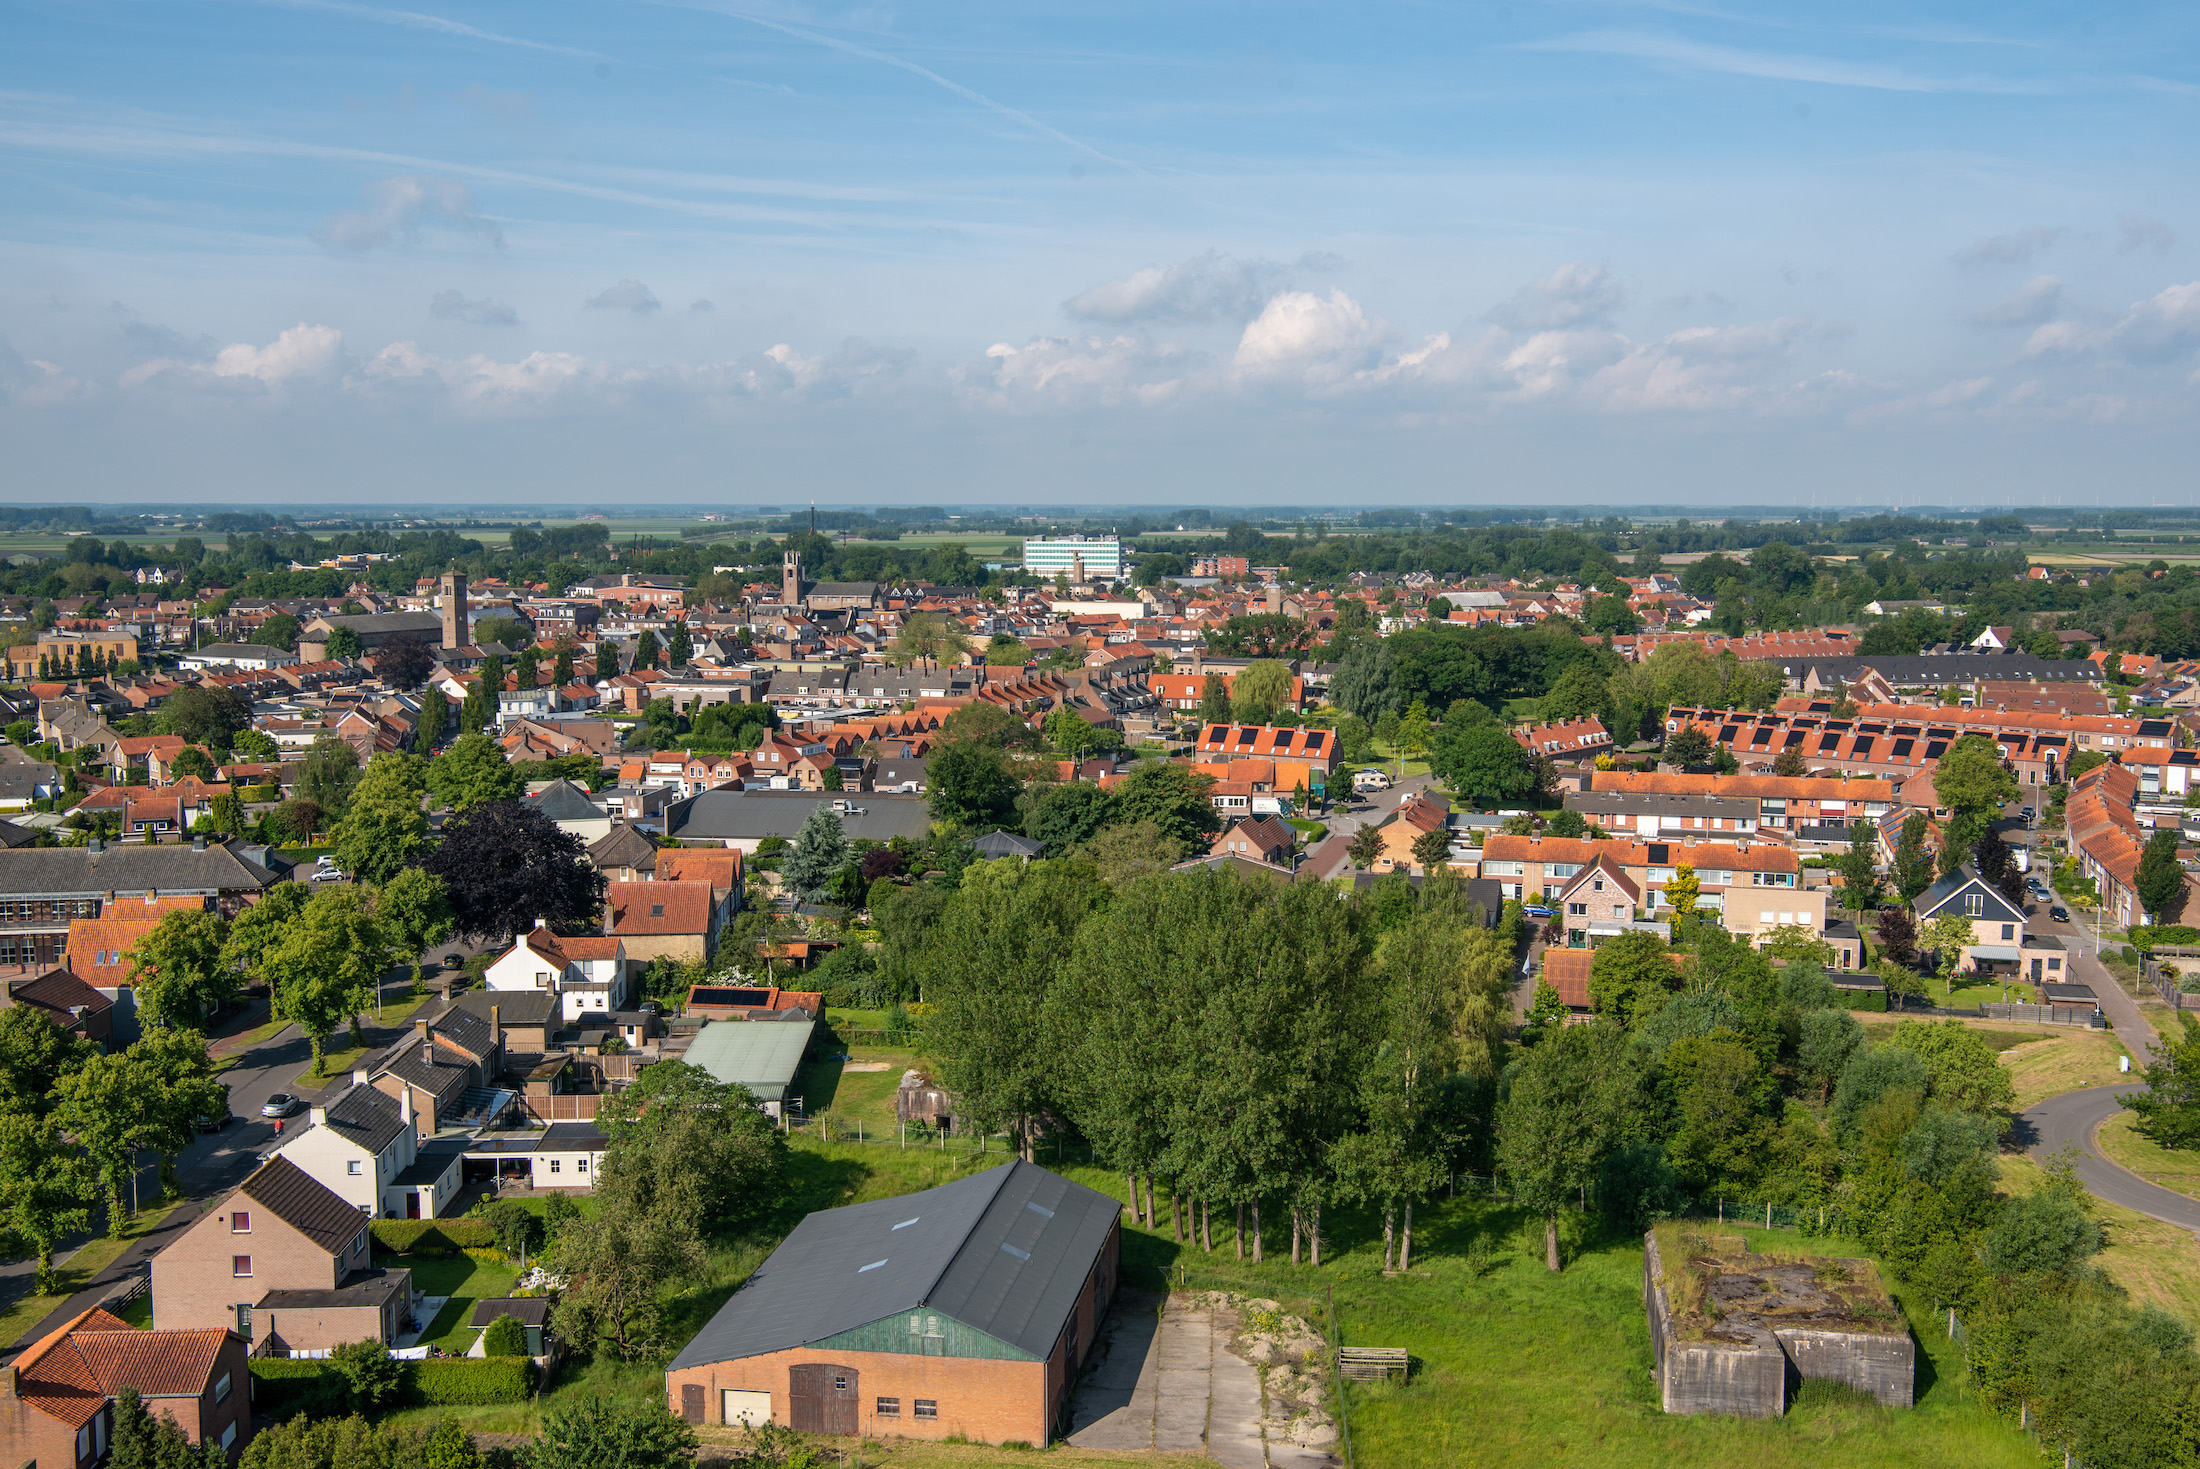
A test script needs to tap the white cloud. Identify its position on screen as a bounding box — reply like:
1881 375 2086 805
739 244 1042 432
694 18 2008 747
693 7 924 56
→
1234 290 1384 378
965 336 1192 408
1954 226 2063 267
587 279 661 314
430 291 520 326
2024 281 2200 363
1486 262 1626 331
1968 275 2061 328
314 175 503 251
361 341 591 409
1065 252 1284 324
123 322 345 391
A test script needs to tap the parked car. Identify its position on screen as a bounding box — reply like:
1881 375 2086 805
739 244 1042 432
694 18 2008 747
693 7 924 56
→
311 865 348 883
260 1093 303 1118
2050 906 2070 925
195 1110 232 1133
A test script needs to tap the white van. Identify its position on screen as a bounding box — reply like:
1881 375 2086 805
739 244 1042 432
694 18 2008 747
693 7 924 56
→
1352 769 1392 792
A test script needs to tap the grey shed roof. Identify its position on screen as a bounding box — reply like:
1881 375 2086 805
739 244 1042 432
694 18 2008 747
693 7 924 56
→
667 1160 1116 1371
974 831 1044 859
681 1021 813 1103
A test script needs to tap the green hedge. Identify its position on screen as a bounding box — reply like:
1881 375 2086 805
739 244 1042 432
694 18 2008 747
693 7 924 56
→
249 1357 534 1414
370 1219 497 1256
1837 988 1888 1013
411 1358 535 1405
2128 926 2200 953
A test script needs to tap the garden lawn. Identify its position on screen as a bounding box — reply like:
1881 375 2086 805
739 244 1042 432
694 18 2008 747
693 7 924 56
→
1999 1030 2130 1107
384 1253 521 1355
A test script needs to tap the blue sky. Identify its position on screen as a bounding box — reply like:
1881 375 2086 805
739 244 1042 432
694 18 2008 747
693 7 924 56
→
2 0 2196 507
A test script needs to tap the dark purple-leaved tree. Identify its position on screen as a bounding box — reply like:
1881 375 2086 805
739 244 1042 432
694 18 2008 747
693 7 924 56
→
422 800 605 941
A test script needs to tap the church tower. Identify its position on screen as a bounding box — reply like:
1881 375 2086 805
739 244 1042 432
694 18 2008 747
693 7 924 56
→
439 571 468 649
782 551 802 606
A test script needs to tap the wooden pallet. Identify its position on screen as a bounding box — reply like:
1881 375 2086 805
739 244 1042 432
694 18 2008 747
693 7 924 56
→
1337 1347 1409 1381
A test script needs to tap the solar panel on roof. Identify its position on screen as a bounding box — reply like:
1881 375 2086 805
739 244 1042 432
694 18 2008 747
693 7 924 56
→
1925 741 1948 758
693 986 774 1006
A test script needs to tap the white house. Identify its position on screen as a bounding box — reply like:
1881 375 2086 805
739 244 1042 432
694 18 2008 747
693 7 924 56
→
267 1081 463 1220
483 921 633 1023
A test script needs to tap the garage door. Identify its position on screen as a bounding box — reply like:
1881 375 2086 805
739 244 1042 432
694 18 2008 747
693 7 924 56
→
722 1390 772 1428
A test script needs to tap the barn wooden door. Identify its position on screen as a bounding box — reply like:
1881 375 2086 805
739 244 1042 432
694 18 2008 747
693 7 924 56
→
789 1364 858 1434
679 1385 704 1425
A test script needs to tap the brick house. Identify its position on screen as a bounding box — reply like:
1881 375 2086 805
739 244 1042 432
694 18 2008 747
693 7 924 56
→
367 1011 509 1139
1 968 115 1045
0 1307 252 1466
1367 793 1455 875
1913 867 2028 977
484 922 634 1025
1209 816 1296 866
606 880 735 966
150 1157 412 1355
1512 717 1615 764
664 1160 1119 1446
1556 856 1643 947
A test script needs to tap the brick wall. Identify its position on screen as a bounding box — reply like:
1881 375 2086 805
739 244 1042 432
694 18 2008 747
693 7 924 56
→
152 1202 342 1334
665 1350 1048 1445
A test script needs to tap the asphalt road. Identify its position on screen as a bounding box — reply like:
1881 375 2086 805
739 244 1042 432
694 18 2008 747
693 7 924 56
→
1317 772 1438 840
2004 820 2161 1069
2022 1084 2200 1232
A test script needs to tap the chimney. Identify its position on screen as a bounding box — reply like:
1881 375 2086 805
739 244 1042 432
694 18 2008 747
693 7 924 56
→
488 1003 501 1052
192 834 205 850
87 836 102 853
309 1104 327 1129
352 1067 371 1086
400 1087 413 1127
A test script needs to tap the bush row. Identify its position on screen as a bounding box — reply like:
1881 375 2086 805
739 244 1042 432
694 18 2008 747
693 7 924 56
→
249 1356 535 1414
369 1218 497 1255
2128 925 2200 953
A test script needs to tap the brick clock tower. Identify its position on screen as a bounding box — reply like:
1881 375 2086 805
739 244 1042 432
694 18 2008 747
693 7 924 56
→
782 552 803 606
439 571 468 649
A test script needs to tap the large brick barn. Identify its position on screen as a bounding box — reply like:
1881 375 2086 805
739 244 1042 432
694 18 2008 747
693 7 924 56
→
665 1160 1120 1446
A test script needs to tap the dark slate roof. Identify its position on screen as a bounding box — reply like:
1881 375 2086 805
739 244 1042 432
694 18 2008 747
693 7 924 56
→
393 1140 467 1187
318 1083 407 1158
236 1156 369 1256
1780 652 2099 685
375 1037 476 1105
469 1297 552 1328
667 1160 1116 1371
0 841 282 897
440 988 557 1029
6 967 112 1020
663 789 933 844
430 1009 497 1060
313 611 444 639
256 1271 408 1311
587 823 659 872
1915 865 2023 924
0 819 35 849
526 780 603 821
974 831 1045 859
539 1122 608 1150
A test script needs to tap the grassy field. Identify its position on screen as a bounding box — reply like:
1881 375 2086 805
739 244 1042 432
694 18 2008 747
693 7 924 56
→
1999 1029 2130 1108
394 1253 523 1355
0 1200 184 1348
797 1045 924 1133
2095 1112 2200 1203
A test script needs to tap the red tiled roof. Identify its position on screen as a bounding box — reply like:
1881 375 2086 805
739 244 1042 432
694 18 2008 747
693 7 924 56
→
607 880 714 935
519 927 623 965
15 1307 232 1428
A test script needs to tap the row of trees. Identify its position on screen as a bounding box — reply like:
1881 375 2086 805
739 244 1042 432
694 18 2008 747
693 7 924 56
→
922 859 1516 1268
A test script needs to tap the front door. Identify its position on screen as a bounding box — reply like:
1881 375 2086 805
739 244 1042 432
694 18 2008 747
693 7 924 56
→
789 1364 858 1434
2032 958 2044 981
406 1191 421 1220
680 1385 704 1425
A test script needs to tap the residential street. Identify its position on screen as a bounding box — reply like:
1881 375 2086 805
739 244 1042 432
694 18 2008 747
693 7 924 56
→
1317 772 1436 841
0 965 427 1360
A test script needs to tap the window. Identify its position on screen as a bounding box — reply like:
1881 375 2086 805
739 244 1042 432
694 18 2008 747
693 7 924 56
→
833 1375 849 1391
1568 903 1586 916
2002 924 2015 941
1965 893 1985 917
221 1423 238 1451
230 1211 250 1232
232 1255 252 1277
353 1230 367 1256
651 904 665 918
577 1156 589 1173
214 1372 232 1405
876 1398 901 1418
348 1160 362 1175
914 1400 938 1420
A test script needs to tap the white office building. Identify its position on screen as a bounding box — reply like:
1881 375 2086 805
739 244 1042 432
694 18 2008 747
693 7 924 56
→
1021 535 1124 583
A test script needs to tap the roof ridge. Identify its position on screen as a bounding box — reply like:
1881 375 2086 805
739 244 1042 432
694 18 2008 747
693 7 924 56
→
917 1159 1020 1311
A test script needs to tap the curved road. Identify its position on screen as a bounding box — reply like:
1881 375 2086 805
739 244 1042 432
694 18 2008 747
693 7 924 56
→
2023 1084 2200 1233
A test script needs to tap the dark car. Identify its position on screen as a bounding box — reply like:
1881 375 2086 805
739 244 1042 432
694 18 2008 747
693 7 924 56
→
2050 905 2069 925
195 1111 232 1133
259 1093 303 1118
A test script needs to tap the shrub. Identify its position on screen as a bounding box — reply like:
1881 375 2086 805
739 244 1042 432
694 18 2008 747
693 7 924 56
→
482 1314 530 1358
412 1358 534 1405
372 1219 497 1256
483 1199 545 1259
249 1360 349 1420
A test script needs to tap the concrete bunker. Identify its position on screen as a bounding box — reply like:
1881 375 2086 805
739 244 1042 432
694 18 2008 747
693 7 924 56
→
1643 1225 1914 1417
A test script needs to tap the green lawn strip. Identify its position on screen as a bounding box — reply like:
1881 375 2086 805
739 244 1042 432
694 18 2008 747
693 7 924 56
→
291 997 435 1088
2096 1112 2200 1202
0 1200 184 1346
